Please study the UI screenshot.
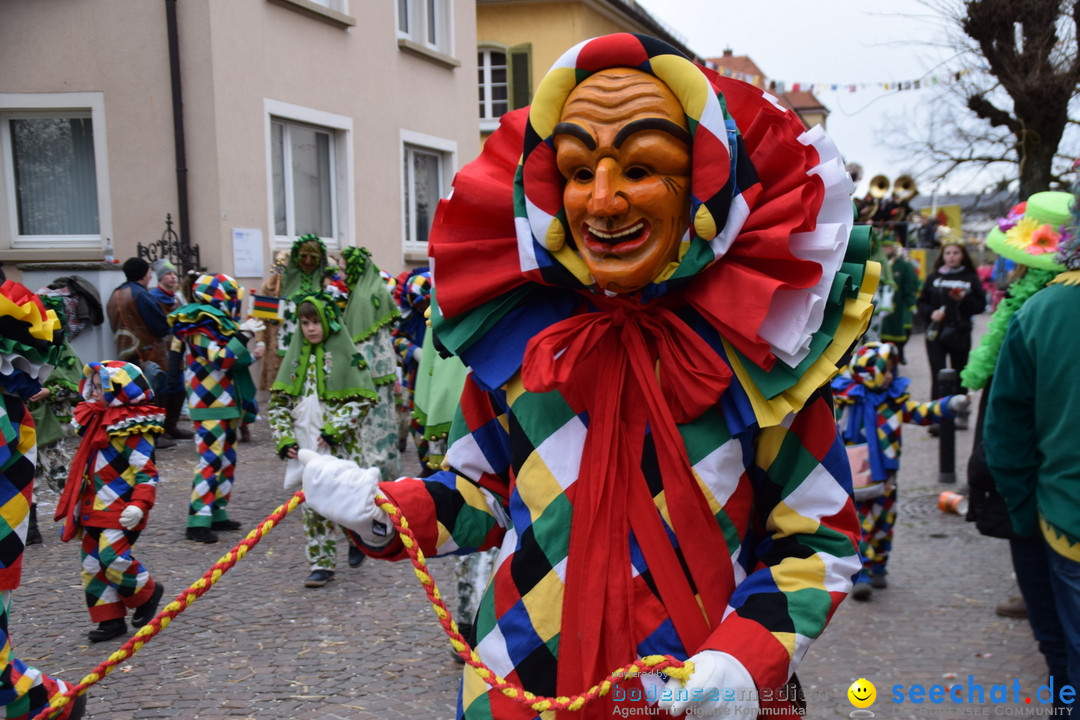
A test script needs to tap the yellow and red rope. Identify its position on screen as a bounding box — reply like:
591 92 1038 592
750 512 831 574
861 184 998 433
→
34 490 691 719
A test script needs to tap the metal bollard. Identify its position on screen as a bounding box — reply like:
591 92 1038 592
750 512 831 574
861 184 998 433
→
937 367 957 483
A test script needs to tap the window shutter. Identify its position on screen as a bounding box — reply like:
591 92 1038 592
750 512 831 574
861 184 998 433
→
509 43 532 110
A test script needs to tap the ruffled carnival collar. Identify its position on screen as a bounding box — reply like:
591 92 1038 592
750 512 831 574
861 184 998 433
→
431 34 875 425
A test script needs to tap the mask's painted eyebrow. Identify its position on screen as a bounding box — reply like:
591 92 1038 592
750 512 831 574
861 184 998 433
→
613 118 691 149
553 122 597 150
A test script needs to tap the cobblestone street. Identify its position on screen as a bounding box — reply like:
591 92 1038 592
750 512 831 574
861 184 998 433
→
12 315 1064 719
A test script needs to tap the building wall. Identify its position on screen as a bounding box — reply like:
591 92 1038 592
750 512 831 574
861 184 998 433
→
477 0 680 101
0 0 478 289
0 0 178 269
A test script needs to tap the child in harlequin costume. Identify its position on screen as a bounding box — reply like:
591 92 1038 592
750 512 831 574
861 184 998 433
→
0 280 88 720
340 247 402 484
168 274 264 544
301 34 876 719
390 268 431 463
54 361 167 643
832 342 968 600
268 293 377 587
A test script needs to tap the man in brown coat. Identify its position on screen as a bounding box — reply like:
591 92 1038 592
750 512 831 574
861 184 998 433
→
106 256 176 447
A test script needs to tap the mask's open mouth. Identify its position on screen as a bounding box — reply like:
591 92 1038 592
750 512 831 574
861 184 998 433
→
582 220 649 255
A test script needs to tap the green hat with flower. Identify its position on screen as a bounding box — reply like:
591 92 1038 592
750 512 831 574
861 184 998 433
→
985 191 1074 272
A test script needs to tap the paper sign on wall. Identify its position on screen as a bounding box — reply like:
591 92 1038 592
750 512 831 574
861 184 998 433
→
232 228 265 278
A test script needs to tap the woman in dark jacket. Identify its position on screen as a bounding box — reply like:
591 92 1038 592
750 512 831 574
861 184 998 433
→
916 240 986 398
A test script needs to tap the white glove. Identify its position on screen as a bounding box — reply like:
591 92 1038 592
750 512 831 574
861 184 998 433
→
238 317 266 336
298 449 392 547
119 505 145 530
657 650 759 718
947 394 970 414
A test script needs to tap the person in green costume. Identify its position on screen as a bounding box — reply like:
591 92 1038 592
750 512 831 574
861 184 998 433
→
878 239 921 364
269 292 377 587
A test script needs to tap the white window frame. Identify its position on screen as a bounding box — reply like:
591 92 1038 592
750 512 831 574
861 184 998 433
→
0 92 112 251
478 46 510 132
396 0 453 56
264 99 354 252
400 129 456 260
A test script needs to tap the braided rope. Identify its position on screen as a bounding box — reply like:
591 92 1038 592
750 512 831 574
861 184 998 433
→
31 493 305 720
35 489 692 718
373 495 693 712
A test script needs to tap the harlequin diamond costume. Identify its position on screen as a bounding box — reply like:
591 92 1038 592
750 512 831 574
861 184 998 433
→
302 34 875 719
831 341 964 594
0 281 86 719
168 274 260 542
55 361 166 641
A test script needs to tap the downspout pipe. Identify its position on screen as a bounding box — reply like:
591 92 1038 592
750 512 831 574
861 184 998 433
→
165 0 192 275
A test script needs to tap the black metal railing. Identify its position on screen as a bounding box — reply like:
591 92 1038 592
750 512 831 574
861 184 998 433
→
137 213 204 278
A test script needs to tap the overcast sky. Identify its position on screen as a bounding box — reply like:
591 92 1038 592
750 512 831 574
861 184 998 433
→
631 0 974 196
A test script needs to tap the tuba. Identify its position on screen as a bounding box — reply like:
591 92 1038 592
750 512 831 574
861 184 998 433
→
868 174 891 199
893 175 918 201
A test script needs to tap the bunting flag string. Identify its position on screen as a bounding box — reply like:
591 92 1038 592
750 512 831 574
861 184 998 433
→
702 61 972 94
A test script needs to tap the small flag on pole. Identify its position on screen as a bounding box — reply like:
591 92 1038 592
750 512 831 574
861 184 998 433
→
250 291 283 320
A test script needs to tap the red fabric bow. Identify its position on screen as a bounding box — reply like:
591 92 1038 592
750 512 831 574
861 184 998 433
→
521 297 737 710
55 401 110 542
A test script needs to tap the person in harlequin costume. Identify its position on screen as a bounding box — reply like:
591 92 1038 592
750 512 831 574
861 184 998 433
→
831 342 968 600
389 268 432 463
0 280 88 719
168 274 264 544
268 292 377 587
54 361 167 642
301 34 875 718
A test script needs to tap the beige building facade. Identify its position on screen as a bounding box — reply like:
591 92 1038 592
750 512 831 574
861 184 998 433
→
1 0 478 297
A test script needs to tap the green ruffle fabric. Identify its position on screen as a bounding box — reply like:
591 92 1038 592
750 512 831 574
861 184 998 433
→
718 224 874 400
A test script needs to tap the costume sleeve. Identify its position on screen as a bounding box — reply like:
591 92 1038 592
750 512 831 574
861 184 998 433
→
899 395 955 425
984 319 1040 537
320 396 369 445
118 433 159 513
392 333 421 366
702 394 860 693
267 390 298 455
136 290 171 338
185 331 252 371
358 373 512 559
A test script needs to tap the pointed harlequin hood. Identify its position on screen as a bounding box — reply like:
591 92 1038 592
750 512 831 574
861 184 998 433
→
169 273 245 340
191 273 245 320
848 341 900 391
75 360 163 437
430 33 876 425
